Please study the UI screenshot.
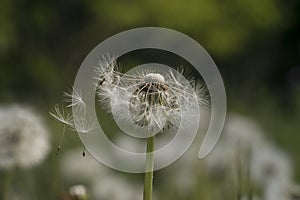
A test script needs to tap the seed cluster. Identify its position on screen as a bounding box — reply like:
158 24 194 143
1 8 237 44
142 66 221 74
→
94 57 207 134
129 73 179 128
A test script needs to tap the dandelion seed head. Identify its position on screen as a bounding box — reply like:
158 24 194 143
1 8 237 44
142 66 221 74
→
53 56 207 140
0 105 50 169
96 62 206 137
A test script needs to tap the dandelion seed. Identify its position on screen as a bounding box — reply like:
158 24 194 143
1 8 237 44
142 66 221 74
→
49 104 73 155
93 54 120 88
82 146 86 157
55 123 66 156
50 99 95 155
49 104 73 126
64 87 86 111
56 146 61 156
71 117 97 134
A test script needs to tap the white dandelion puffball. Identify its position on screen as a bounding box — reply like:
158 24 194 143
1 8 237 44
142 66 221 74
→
250 144 293 187
204 114 293 187
204 113 266 174
223 113 266 147
95 58 207 137
264 180 293 200
0 105 50 169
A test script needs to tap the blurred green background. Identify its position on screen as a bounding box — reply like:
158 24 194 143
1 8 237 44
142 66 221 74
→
0 0 300 199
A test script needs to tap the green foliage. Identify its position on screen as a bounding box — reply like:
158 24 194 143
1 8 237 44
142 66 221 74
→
87 0 281 56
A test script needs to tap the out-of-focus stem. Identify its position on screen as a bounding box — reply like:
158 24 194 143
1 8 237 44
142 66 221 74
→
2 169 13 200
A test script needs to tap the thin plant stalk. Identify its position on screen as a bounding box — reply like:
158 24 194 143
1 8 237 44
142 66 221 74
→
2 169 14 200
246 146 253 200
236 143 243 200
143 136 155 200
56 124 66 156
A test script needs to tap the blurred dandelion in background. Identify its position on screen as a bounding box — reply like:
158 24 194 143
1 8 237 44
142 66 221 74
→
0 105 50 169
58 184 88 200
251 144 293 187
60 147 146 200
203 113 299 200
0 104 50 200
69 184 88 200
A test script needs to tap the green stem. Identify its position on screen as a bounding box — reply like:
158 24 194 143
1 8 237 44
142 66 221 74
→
246 146 253 200
143 136 155 200
2 169 14 200
236 144 243 200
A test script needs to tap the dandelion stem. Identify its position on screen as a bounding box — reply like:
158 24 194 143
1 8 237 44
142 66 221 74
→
143 136 154 200
2 169 13 200
56 124 66 156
